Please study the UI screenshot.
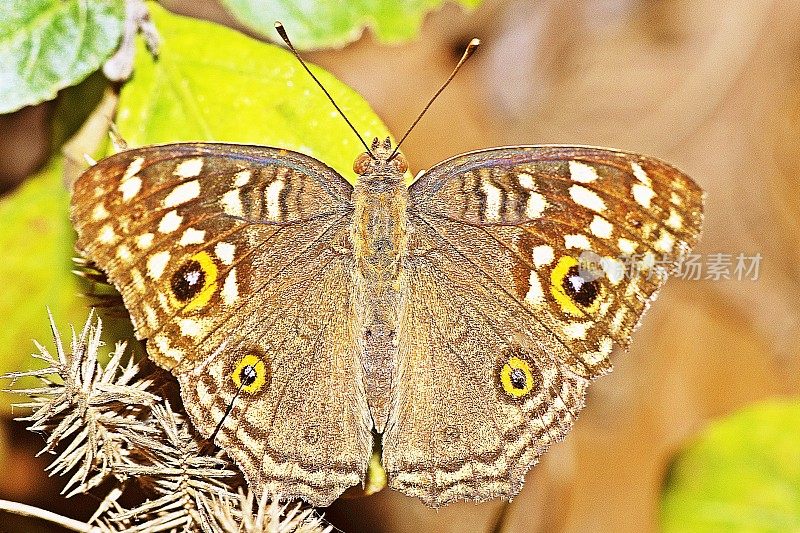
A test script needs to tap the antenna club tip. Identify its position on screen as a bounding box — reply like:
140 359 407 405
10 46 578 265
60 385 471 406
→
275 21 283 29
469 38 480 47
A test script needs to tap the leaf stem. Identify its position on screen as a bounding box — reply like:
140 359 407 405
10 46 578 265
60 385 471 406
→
0 499 99 532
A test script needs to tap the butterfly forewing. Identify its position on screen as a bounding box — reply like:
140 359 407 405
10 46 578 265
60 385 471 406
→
70 142 373 506
409 145 703 376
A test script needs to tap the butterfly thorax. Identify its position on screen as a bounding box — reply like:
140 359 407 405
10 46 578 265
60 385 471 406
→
351 139 409 431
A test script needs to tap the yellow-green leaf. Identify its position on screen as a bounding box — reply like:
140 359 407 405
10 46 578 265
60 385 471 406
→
660 400 800 532
116 3 391 183
220 0 483 50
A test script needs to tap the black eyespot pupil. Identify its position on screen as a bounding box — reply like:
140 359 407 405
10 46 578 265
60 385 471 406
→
509 368 527 389
564 265 599 307
240 365 257 386
171 260 205 302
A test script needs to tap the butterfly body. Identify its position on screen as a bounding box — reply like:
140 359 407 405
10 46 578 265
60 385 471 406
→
351 138 409 431
70 139 703 507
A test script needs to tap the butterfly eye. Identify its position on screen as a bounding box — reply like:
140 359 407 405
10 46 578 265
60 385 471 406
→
499 355 537 398
550 256 603 317
353 153 372 175
390 154 408 173
169 251 218 311
232 353 269 394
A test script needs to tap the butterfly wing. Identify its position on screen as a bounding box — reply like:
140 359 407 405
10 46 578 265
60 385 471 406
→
71 143 372 506
382 146 703 506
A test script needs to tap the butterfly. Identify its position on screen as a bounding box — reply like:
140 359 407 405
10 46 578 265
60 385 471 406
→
69 31 703 508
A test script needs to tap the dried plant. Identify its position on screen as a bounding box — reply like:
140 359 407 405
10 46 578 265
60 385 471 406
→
0 310 332 533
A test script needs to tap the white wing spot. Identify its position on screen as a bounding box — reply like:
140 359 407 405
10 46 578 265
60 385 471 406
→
144 304 158 329
163 180 200 208
222 268 238 305
119 176 142 202
215 242 236 265
611 308 627 335
670 192 683 205
564 321 590 340
178 318 203 337
265 179 285 221
158 210 183 234
569 184 606 212
632 183 656 208
600 257 625 284
525 192 547 218
655 229 675 253
569 161 599 183
234 170 252 187
630 162 651 185
99 224 117 244
147 251 171 279
174 158 203 178
221 189 243 216
564 234 591 249
123 157 144 180
532 245 554 268
481 180 502 222
524 270 544 304
179 227 206 246
517 173 535 189
136 232 154 249
666 208 683 230
618 238 637 254
589 215 613 239
116 245 132 262
92 204 109 221
131 268 146 292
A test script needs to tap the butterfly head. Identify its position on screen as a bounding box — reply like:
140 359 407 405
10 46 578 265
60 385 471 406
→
353 137 408 179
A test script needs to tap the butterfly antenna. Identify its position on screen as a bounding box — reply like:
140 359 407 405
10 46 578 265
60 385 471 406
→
275 22 375 159
388 38 480 161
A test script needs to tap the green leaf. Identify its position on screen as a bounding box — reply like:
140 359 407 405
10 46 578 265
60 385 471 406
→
117 3 391 183
219 0 482 50
660 400 800 532
0 0 124 114
0 158 85 410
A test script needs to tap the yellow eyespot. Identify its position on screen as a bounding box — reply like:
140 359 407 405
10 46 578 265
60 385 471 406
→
500 356 535 397
550 256 602 317
232 354 268 394
169 251 218 311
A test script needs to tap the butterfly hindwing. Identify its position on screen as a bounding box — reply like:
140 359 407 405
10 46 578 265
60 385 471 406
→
70 142 372 506
380 146 703 505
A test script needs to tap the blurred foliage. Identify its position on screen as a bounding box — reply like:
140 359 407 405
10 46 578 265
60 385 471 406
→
116 3 391 182
0 158 87 410
0 0 124 114
220 0 482 50
660 400 800 532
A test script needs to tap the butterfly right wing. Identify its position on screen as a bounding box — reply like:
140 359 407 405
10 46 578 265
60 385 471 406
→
382 146 703 506
70 143 372 506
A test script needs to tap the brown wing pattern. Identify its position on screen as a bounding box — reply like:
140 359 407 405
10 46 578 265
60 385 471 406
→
382 146 703 505
70 142 372 506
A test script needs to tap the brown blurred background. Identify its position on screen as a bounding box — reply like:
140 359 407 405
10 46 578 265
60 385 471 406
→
1 0 799 532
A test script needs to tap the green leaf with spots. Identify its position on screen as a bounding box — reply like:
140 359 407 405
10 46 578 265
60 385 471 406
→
660 400 800 532
220 0 483 50
0 0 124 114
116 3 391 183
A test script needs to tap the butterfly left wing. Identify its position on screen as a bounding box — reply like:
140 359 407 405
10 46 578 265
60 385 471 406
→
382 146 703 506
71 143 373 506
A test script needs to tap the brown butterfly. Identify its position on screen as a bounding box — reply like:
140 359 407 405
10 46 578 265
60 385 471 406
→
69 29 703 507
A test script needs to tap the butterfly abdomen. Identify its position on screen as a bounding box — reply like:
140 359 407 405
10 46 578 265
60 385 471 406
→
351 178 409 432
